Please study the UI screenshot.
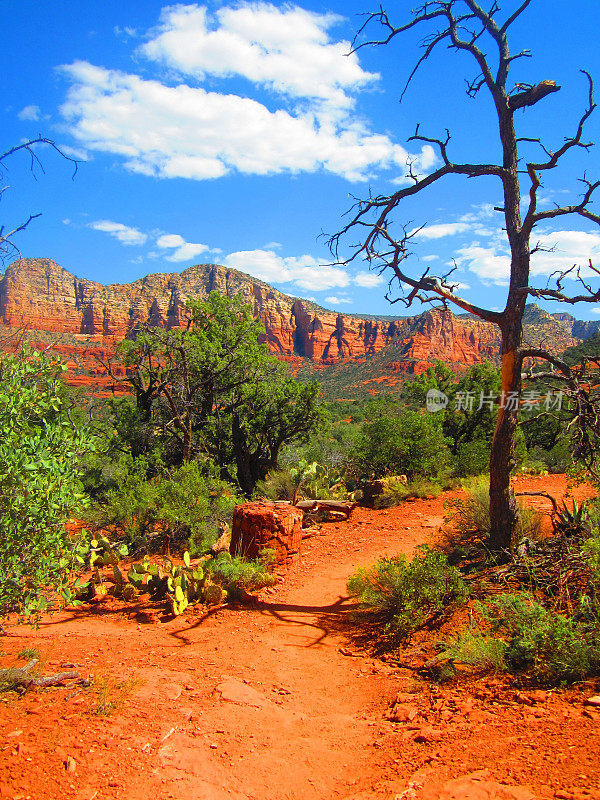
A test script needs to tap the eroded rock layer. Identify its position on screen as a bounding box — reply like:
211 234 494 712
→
0 258 592 389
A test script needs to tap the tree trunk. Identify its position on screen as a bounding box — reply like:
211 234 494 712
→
488 315 523 557
182 424 192 462
231 413 254 495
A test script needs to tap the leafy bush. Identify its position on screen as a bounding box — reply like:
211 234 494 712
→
255 461 353 503
443 630 507 671
518 458 549 476
346 546 469 640
373 477 409 508
480 592 600 684
0 351 93 617
354 410 451 480
584 521 600 583
253 469 298 501
405 478 443 500
207 551 277 600
373 477 443 508
454 439 491 477
88 456 239 554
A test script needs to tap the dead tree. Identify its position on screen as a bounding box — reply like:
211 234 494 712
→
329 0 600 557
1 137 78 263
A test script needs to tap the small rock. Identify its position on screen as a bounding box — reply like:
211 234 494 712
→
528 690 547 703
65 756 77 773
584 695 600 707
388 704 419 723
413 727 443 743
215 678 273 709
164 683 183 700
515 692 534 706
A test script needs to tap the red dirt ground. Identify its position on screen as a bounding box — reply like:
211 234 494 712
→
1 475 599 800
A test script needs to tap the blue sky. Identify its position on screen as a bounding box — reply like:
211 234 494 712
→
2 0 600 318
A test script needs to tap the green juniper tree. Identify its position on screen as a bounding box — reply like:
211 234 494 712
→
102 292 323 495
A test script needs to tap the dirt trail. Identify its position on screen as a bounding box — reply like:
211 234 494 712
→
1 475 599 800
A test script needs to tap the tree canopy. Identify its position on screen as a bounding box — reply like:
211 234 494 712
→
104 292 324 495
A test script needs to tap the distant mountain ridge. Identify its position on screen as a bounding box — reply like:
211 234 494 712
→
0 258 597 392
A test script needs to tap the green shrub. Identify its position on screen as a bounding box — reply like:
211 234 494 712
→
405 478 442 500
554 499 590 538
88 456 239 554
443 630 507 671
207 551 277 600
354 410 451 480
375 477 442 507
584 522 600 589
373 477 409 508
480 592 600 685
454 439 491 477
346 546 469 640
518 459 548 476
254 461 352 503
253 469 297 501
0 350 93 618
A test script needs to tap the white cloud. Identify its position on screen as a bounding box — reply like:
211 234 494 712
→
592 307 600 315
224 249 349 291
156 233 210 262
114 25 138 38
354 271 383 288
455 243 511 285
59 144 90 161
531 229 600 277
414 222 470 239
325 296 352 305
89 219 147 246
18 105 41 121
59 61 433 182
140 4 376 110
422 254 439 262
459 203 496 223
455 228 600 286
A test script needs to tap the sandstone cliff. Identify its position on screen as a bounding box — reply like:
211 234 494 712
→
0 259 588 385
0 258 406 364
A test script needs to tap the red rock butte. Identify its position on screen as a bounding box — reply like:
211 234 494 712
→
0 258 594 390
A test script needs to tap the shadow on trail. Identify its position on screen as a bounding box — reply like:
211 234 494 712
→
32 594 370 656
33 599 176 628
169 594 358 648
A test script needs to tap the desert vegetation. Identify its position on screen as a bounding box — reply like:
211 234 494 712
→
2 287 600 691
3 2 600 797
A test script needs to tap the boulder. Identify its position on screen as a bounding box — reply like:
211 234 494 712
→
230 502 303 567
363 475 408 505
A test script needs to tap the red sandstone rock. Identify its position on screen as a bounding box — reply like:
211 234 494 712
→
0 259 587 390
230 502 303 567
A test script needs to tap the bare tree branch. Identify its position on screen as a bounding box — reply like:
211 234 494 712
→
1 137 80 263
